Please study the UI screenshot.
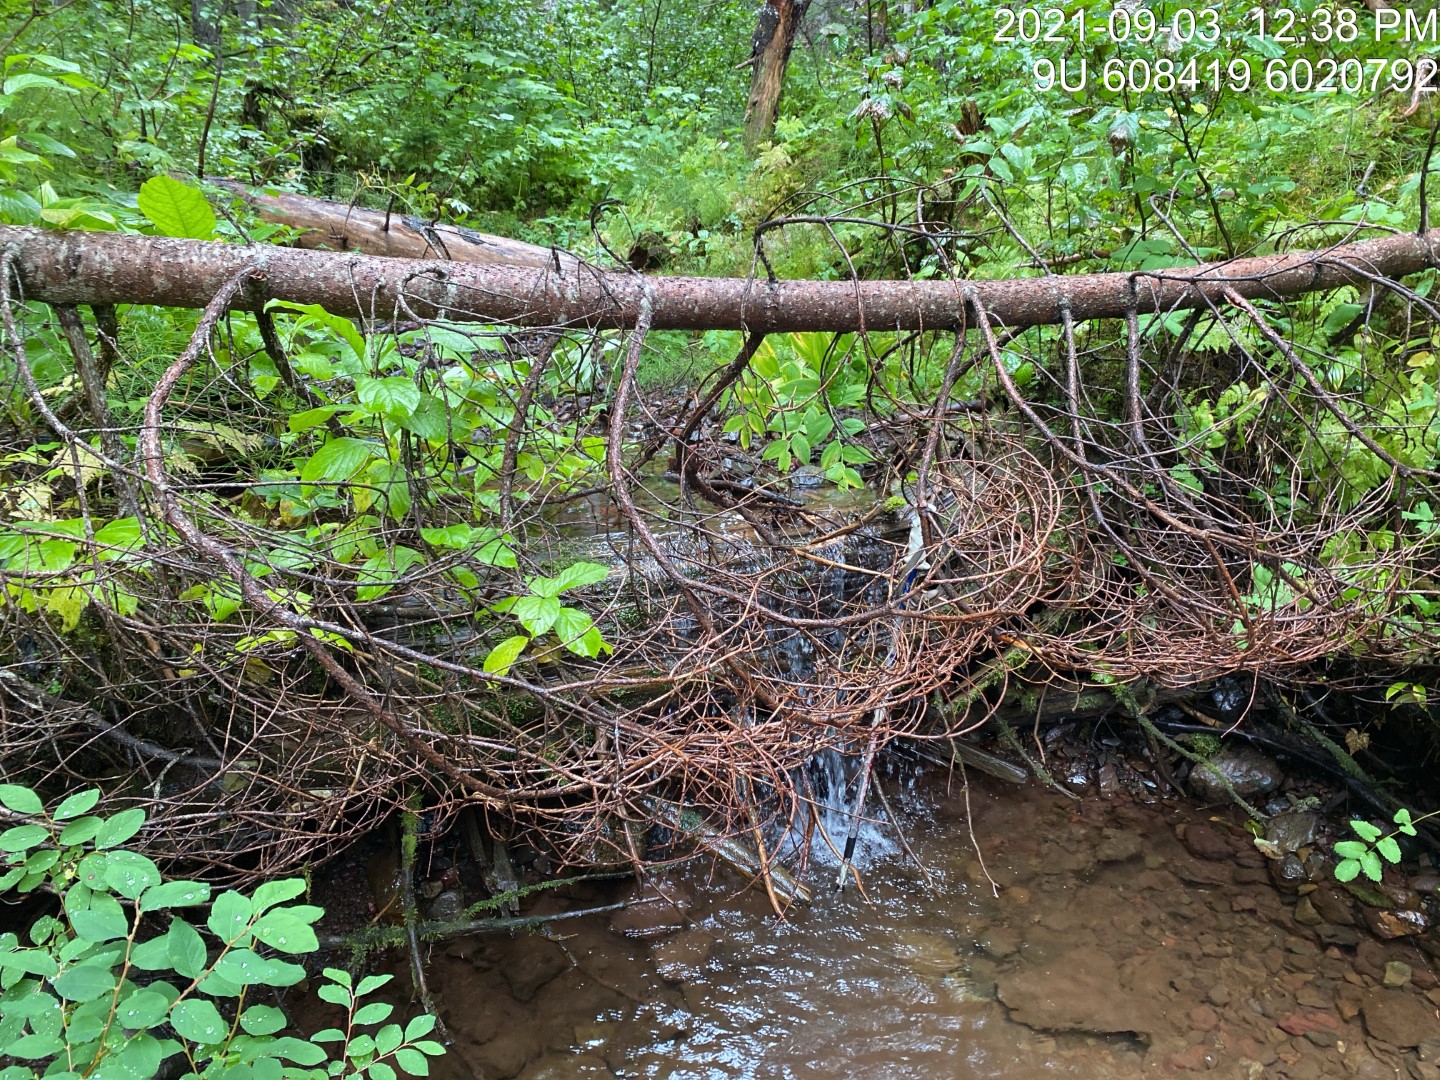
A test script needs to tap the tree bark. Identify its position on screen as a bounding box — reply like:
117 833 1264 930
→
743 0 809 153
211 180 574 269
190 0 222 54
2 225 1436 332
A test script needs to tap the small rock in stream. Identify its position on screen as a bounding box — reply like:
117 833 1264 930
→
1181 822 1236 861
1265 810 1323 855
1385 961 1415 988
1361 988 1440 1047
1188 746 1283 801
1362 907 1432 940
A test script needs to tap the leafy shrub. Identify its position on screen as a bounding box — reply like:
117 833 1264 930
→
0 784 445 1079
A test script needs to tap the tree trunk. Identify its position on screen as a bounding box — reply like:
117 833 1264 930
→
743 0 809 153
210 180 574 269
3 225 1435 333
190 0 222 54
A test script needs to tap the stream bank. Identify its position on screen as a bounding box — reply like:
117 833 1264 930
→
306 744 1440 1080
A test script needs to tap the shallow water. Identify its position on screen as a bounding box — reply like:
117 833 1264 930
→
317 770 1440 1080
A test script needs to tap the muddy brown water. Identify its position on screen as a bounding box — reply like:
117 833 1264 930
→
308 772 1440 1079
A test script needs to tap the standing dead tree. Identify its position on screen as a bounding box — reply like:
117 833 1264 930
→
743 0 810 152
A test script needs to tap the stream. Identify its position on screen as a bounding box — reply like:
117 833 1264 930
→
312 761 1440 1080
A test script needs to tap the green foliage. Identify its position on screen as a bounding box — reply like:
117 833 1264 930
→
721 333 875 491
1333 808 1436 884
0 784 446 1078
486 561 614 674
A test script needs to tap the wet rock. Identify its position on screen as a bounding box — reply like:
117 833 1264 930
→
1277 1010 1341 1039
1412 871 1440 897
977 926 1020 959
516 1053 617 1079
1095 828 1143 863
994 945 1165 1042
1270 854 1310 894
790 465 826 488
1174 855 1234 887
609 879 692 939
651 930 716 983
1189 1003 1220 1032
501 937 570 1003
1310 885 1356 926
1294 896 1323 926
426 889 465 922
1265 811 1323 855
891 930 961 976
1386 962 1415 988
1361 988 1439 1047
1188 746 1283 802
1362 907 1432 940
1181 822 1236 862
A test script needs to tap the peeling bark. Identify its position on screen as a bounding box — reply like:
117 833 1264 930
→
2 225 1436 332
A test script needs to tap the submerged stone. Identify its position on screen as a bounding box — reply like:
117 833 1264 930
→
1188 746 1283 802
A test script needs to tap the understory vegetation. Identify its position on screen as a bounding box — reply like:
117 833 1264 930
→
1 0 1439 1073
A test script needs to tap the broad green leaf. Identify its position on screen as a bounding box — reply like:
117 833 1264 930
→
0 825 48 852
1333 840 1369 859
250 910 319 954
52 789 100 821
301 438 379 486
375 1022 403 1055
104 851 161 899
357 973 393 997
252 878 307 912
265 300 366 364
352 1001 393 1025
535 561 609 596
57 814 102 847
69 893 128 942
169 998 227 1044
5 1031 62 1059
114 988 171 1029
207 890 254 944
266 1036 327 1065
52 960 116 1001
1376 836 1402 864
356 376 421 419
165 918 208 979
554 607 609 658
509 595 560 636
215 948 278 986
240 1003 287 1036
94 808 146 849
370 1063 398 1080
0 785 42 815
483 635 528 676
137 176 215 240
403 1013 436 1041
395 1047 430 1076
139 880 211 912
1360 849 1383 882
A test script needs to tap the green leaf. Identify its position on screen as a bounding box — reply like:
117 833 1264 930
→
536 561 609 596
301 438 379 486
69 893 128 942
323 967 352 988
52 789 100 821
58 815 103 846
169 998 227 1044
509 595 561 636
208 890 254 944
374 1022 403 1056
1350 820 1382 843
0 825 48 852
1376 836 1402 864
103 851 161 899
240 1004 287 1036
52 960 116 1001
265 301 367 365
352 1001 392 1026
166 918 208 980
94 808 145 849
1360 849 1383 882
1333 840 1369 860
1394 808 1417 836
266 1036 327 1065
370 1063 398 1080
252 878 307 913
483 635 528 676
5 1031 62 1059
250 911 319 954
137 176 215 240
114 988 171 1029
317 983 351 1007
394 1046 430 1076
216 948 279 986
139 880 211 912
403 1014 436 1041
356 376 422 419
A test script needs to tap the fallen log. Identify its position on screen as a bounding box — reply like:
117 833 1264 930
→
2 225 1435 332
210 179 575 270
